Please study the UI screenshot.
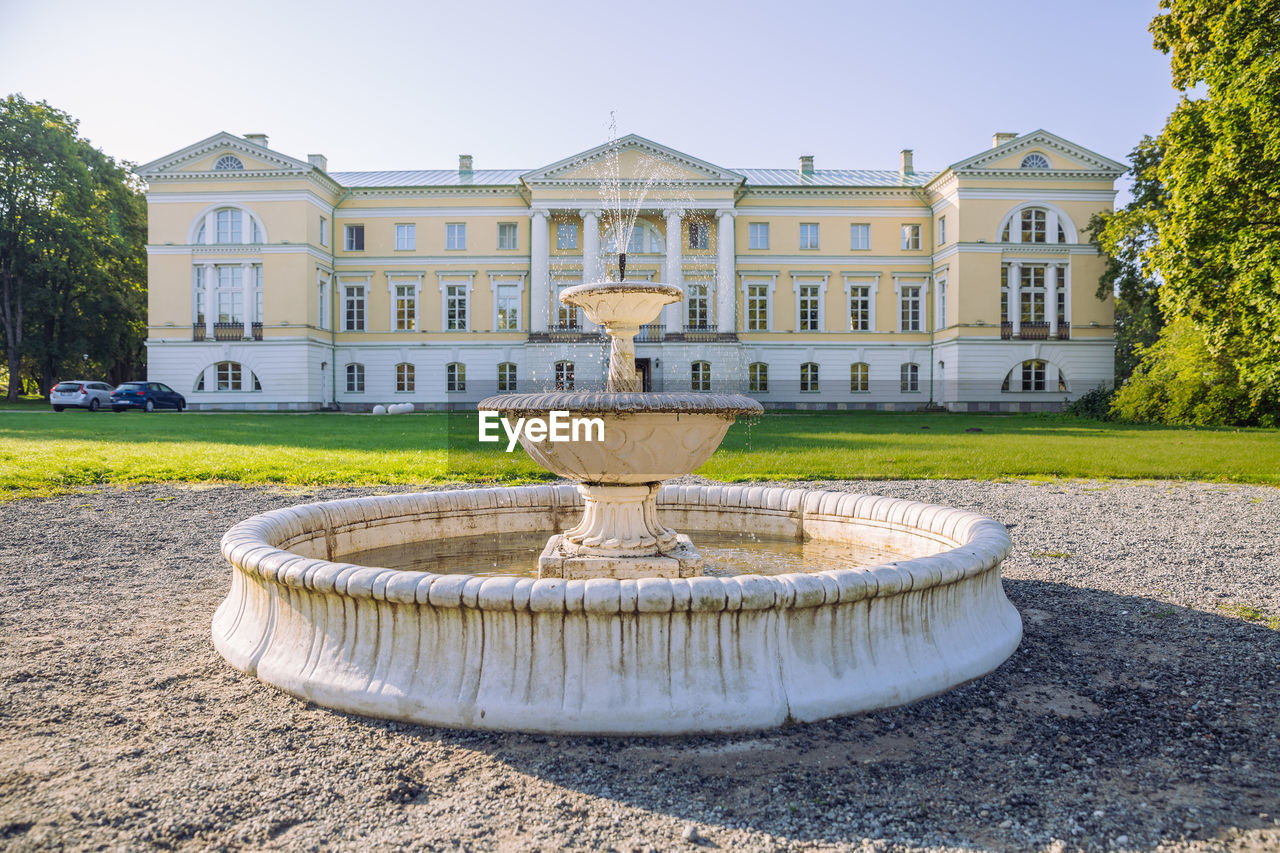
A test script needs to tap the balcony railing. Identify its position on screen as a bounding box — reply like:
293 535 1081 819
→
681 324 719 342
549 322 583 342
192 322 263 341
635 323 665 343
1000 321 1069 341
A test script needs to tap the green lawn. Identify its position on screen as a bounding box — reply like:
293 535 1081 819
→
1 409 1276 499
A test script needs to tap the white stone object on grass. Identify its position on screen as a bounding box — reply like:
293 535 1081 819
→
371 405 387 415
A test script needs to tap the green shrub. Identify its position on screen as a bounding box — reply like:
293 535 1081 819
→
1064 385 1116 420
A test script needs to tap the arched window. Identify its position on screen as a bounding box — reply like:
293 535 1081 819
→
851 362 869 393
1020 153 1050 169
213 155 245 171
447 363 466 392
603 220 665 254
497 362 517 392
396 362 415 392
900 363 920 393
1001 359 1063 392
748 362 768 393
691 361 711 392
554 360 574 391
194 361 261 392
1000 207 1066 244
800 362 819 393
346 363 365 393
194 206 263 244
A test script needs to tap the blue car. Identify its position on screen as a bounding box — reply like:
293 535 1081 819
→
111 381 186 413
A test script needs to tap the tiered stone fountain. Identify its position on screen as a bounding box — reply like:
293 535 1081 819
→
214 267 1021 734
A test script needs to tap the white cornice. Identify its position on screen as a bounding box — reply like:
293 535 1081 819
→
740 187 923 200
737 254 930 266
732 206 929 218
347 186 522 199
335 207 529 219
336 256 531 267
522 133 745 183
947 130 1126 173
146 189 335 212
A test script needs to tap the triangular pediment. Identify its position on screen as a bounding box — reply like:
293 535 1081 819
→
135 132 316 178
522 134 744 185
948 130 1126 175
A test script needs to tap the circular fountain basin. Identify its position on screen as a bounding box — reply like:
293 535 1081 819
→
216 484 1019 735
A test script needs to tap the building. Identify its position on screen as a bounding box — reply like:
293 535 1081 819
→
136 131 1123 410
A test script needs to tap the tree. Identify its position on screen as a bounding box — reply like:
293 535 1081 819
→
1087 136 1167 385
0 94 145 399
1140 0 1280 424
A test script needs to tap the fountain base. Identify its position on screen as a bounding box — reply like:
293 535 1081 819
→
538 533 703 579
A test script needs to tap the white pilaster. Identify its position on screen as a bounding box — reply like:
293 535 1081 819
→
663 209 683 331
203 263 216 339
1008 211 1021 243
204 211 215 245
1008 262 1022 338
1045 210 1059 244
241 262 254 339
716 209 735 333
581 209 601 284
1046 263 1059 337
530 210 550 333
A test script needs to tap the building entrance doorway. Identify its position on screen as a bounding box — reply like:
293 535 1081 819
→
634 358 652 392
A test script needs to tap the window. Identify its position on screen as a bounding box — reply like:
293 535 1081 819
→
746 282 770 331
798 284 821 331
800 362 819 393
394 284 416 331
445 284 468 330
688 222 710 250
447 363 465 392
216 361 242 391
691 361 711 392
686 281 710 329
497 362 517 393
554 360 574 391
556 281 580 330
937 279 947 330
938 216 946 245
901 224 921 250
317 276 330 330
344 224 364 251
900 284 922 331
498 222 518 250
396 362 415 392
557 222 577 250
748 362 768 393
851 363 869 393
748 222 769 250
850 223 870 251
900 363 920 393
395 224 416 251
1021 153 1050 169
346 363 365 393
254 266 263 323
496 284 521 330
343 285 365 331
216 266 243 322
849 285 871 331
213 155 244 171
1021 208 1046 243
799 223 819 250
320 216 329 247
446 223 466 250
194 268 206 325
604 222 665 254
1022 359 1046 391
216 209 242 244
1017 266 1047 322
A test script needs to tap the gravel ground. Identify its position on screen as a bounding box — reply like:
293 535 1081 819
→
2 479 1278 852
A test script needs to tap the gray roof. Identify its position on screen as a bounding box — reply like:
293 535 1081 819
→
328 167 938 189
329 169 527 187
734 168 938 188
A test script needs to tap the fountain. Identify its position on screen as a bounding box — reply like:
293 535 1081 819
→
214 253 1021 734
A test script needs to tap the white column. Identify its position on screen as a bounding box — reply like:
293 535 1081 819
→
1008 211 1021 243
716 209 735 333
1008 262 1022 338
1064 262 1073 327
204 211 215 245
203 263 216 340
1046 263 1059 337
1045 210 1059 244
530 210 549 333
241 262 254 339
581 209 600 284
664 208 683 331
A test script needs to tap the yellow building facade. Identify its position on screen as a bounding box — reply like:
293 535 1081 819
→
137 131 1123 409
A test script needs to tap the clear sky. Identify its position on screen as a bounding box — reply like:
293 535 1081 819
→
2 0 1179 190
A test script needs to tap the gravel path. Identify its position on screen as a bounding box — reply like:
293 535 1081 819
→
2 479 1278 852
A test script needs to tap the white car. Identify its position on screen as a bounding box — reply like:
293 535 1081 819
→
50 381 115 412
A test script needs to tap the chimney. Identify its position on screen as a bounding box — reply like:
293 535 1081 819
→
992 132 1017 149
244 133 268 147
459 154 473 173
900 149 914 177
799 154 814 176
307 153 327 171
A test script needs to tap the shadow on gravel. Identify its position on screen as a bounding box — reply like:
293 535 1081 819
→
380 579 1280 851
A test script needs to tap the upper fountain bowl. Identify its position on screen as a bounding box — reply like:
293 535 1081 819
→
559 280 682 330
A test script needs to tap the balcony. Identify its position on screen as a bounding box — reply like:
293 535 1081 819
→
549 322 584 342
1000 321 1069 341
635 323 665 343
680 324 718 342
193 322 262 341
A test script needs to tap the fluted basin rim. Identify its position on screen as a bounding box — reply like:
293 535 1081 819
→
559 280 683 306
477 392 764 416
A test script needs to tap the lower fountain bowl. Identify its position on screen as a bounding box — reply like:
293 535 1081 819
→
216 484 1020 735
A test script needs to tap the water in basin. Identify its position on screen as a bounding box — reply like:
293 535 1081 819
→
337 530 904 578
